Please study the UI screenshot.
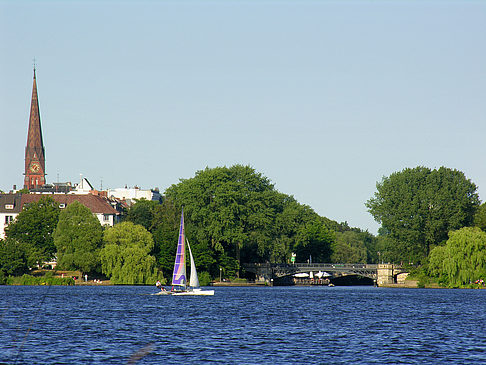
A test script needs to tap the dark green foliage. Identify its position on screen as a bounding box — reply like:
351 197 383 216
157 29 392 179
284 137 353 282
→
294 219 333 262
217 253 239 278
197 271 212 286
374 233 396 264
331 231 367 263
5 196 60 263
473 203 486 231
367 166 479 264
166 165 276 261
151 198 181 278
0 238 33 276
53 201 103 274
125 199 160 232
270 196 322 263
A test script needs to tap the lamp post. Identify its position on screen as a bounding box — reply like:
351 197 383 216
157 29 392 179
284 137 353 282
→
220 267 222 282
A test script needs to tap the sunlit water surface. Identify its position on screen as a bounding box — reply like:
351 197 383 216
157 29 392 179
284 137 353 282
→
1 285 485 364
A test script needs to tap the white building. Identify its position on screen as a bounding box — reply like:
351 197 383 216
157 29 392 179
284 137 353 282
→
107 186 161 206
0 194 22 239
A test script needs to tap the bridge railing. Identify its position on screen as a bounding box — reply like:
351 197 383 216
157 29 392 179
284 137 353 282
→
244 263 381 270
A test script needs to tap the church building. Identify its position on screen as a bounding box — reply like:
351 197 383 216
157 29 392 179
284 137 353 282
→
24 67 46 189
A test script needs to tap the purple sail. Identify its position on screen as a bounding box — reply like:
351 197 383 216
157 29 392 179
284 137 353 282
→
171 209 186 287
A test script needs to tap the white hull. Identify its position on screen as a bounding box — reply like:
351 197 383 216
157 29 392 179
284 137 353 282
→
153 288 214 296
172 289 214 296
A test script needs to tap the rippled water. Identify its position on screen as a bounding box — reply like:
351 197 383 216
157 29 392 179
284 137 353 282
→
1 285 485 364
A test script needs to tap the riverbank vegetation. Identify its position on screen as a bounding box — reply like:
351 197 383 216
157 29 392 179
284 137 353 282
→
1 164 485 288
367 166 486 288
3 271 74 286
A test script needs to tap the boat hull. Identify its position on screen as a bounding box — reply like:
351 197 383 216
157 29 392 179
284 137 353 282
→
172 289 214 296
152 288 215 296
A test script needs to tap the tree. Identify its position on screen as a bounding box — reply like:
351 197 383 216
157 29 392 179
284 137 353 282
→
428 227 486 287
125 199 160 232
294 219 334 263
165 165 279 274
100 222 159 284
331 231 367 263
151 198 182 278
5 196 60 264
270 196 320 263
0 238 33 276
473 203 486 231
53 201 103 274
366 166 479 264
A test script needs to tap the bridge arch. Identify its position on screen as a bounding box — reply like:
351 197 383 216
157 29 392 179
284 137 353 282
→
243 263 403 286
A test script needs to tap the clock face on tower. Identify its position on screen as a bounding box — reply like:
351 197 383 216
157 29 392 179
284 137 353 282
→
30 162 41 173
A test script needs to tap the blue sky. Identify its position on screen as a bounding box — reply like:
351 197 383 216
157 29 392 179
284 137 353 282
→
1 1 485 234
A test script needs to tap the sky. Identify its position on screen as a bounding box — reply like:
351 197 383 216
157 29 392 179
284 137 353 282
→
1 1 485 234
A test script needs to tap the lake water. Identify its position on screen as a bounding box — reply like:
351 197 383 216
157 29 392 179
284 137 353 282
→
1 285 485 364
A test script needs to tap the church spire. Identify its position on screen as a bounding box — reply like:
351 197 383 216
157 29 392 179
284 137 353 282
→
24 65 46 189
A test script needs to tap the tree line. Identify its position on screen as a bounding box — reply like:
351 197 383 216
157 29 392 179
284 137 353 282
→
0 165 376 284
1 164 485 287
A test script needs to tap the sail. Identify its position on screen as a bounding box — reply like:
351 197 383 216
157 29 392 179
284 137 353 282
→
187 239 200 288
171 209 186 287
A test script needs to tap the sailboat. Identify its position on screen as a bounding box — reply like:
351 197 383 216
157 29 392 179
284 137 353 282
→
155 209 214 296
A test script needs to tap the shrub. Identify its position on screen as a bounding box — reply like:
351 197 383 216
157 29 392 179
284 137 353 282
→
198 271 212 286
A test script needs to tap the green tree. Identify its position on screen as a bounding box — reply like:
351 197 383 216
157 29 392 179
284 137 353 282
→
53 201 103 274
0 238 33 276
151 198 182 278
100 221 159 284
366 166 479 264
294 219 334 262
270 196 320 263
5 196 60 264
428 227 486 287
165 165 279 274
331 231 367 263
374 228 397 264
473 203 486 231
125 198 160 232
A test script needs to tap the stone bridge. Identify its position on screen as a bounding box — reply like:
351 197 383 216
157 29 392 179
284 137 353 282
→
243 263 405 286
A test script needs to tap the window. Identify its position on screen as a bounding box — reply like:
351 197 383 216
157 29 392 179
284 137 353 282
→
59 203 66 209
103 214 110 222
5 204 13 210
5 216 13 224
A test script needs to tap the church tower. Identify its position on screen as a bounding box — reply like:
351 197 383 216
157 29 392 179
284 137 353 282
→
24 67 46 189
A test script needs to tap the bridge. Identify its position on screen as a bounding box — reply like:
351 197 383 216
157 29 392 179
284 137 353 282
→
243 263 405 286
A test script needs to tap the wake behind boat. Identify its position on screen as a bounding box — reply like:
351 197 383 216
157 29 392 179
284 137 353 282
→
154 209 214 296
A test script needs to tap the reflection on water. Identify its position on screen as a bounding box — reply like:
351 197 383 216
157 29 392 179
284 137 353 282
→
1 286 485 364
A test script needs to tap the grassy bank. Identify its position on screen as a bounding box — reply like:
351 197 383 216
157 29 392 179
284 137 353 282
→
5 273 75 286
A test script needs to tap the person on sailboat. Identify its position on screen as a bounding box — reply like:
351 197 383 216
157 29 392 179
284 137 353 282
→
155 280 162 290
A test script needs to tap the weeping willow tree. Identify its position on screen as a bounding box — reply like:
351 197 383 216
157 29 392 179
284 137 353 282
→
100 222 161 284
428 227 486 287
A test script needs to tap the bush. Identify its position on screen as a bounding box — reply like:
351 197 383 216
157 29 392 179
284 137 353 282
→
6 274 74 286
198 271 212 286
